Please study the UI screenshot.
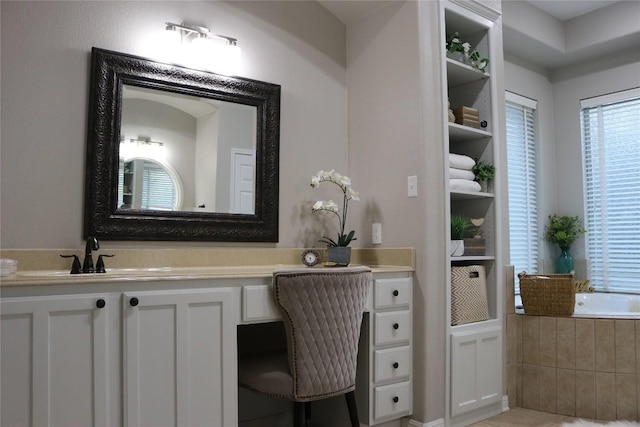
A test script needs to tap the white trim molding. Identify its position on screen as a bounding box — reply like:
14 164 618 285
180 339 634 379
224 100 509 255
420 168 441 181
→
403 418 446 427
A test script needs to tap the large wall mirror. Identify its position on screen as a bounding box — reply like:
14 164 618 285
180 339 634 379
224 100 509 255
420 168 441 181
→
85 47 280 241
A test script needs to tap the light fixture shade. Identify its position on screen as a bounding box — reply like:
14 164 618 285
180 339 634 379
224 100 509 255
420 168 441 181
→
214 43 241 75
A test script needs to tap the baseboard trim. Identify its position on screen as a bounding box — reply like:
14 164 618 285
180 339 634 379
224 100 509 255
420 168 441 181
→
502 395 510 412
404 417 446 427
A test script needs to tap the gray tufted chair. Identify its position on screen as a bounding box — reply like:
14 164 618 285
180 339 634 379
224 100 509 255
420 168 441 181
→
238 266 372 427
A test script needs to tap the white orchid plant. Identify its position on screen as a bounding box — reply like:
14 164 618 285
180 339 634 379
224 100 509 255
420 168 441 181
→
446 32 489 72
310 170 359 247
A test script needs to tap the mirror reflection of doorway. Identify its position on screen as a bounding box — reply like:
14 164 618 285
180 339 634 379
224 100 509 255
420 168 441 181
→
118 158 182 210
230 148 255 214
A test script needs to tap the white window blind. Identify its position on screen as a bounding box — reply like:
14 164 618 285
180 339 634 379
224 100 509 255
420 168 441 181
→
506 92 538 291
581 88 640 292
141 160 176 210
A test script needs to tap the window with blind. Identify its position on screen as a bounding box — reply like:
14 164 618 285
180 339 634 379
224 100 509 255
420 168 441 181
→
581 88 640 293
506 92 539 291
141 160 176 210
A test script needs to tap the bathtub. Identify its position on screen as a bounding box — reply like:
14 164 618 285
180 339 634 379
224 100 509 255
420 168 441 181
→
516 292 640 318
573 292 640 318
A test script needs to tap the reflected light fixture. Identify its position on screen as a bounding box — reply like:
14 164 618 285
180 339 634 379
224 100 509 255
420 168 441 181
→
161 22 241 75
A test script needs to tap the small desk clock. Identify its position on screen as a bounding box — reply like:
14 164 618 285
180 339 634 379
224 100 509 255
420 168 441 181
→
301 249 320 267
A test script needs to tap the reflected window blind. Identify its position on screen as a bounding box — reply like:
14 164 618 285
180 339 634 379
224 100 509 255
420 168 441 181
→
141 161 176 210
506 92 538 292
581 88 640 292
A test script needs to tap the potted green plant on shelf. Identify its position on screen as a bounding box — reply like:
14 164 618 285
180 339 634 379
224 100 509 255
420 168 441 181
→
310 169 360 265
543 214 586 274
445 32 489 72
472 160 496 193
451 215 473 257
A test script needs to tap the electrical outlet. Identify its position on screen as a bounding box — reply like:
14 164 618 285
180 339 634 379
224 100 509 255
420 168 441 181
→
372 223 382 245
408 175 418 197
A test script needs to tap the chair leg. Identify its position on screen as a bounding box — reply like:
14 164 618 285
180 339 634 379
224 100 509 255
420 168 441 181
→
294 401 306 427
345 391 360 427
305 402 311 426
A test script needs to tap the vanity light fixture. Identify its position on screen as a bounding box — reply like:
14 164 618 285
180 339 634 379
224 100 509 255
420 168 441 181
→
162 22 241 75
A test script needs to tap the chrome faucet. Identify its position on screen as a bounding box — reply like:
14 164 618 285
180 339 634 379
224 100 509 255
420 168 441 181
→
82 236 100 273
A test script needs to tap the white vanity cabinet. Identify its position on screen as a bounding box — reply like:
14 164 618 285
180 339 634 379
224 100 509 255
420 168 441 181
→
122 288 236 427
357 276 413 425
1 267 413 427
1 293 110 427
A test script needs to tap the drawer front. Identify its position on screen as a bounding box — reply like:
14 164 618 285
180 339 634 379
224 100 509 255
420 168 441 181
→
374 345 411 383
374 311 411 346
374 381 412 420
242 285 280 322
374 278 411 309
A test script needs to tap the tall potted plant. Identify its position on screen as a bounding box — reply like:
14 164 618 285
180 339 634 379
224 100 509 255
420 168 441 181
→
544 214 586 273
451 215 473 257
310 170 359 265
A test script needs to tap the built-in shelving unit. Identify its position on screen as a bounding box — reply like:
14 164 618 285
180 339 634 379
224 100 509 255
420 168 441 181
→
441 1 505 425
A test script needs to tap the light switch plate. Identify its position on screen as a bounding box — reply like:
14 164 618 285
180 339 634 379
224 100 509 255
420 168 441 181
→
372 223 382 244
407 176 418 197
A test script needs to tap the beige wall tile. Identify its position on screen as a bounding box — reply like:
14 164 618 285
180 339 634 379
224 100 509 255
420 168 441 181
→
557 368 576 416
557 318 576 369
596 320 616 373
615 320 636 373
517 314 523 364
576 370 596 420
523 316 540 365
539 317 557 367
507 314 518 364
539 366 557 413
523 364 540 410
517 363 523 407
616 373 638 421
576 319 595 371
506 265 515 313
508 362 517 409
636 321 640 373
596 372 617 420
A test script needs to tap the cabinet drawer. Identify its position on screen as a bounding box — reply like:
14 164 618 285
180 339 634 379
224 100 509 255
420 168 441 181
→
374 311 411 346
374 345 411 383
374 278 411 309
374 381 411 420
242 285 280 322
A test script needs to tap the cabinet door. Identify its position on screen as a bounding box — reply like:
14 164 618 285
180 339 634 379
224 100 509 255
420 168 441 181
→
1 294 109 427
450 327 502 417
123 288 236 427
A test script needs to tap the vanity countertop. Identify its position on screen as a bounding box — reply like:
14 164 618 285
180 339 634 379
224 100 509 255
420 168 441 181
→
0 264 414 287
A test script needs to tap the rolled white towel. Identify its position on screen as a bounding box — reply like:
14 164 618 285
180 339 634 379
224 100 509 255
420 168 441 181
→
450 179 482 192
449 153 475 170
449 168 475 181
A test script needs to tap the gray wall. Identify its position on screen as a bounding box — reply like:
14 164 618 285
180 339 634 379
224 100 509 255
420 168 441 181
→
0 0 347 249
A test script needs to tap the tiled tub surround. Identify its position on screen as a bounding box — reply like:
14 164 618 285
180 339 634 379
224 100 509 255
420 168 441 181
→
507 313 640 421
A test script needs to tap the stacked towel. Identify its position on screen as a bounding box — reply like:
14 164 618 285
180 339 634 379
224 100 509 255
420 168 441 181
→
449 153 481 192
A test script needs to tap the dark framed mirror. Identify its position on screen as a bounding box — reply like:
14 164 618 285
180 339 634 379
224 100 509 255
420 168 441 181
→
84 47 280 241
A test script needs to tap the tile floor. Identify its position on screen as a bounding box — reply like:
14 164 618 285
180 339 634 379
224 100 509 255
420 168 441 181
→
469 407 634 426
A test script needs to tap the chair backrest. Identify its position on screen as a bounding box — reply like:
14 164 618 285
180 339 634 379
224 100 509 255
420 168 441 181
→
273 266 371 401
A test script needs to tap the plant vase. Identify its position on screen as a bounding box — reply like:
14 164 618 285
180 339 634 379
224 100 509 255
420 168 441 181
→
556 246 574 274
327 246 351 266
479 180 488 193
451 240 464 257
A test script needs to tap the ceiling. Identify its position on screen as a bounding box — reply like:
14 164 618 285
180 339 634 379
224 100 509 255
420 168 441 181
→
318 0 636 72
317 0 618 26
524 0 620 21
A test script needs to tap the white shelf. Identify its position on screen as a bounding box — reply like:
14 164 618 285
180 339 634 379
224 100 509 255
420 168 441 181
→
450 190 493 200
446 58 489 86
450 255 495 262
448 122 491 141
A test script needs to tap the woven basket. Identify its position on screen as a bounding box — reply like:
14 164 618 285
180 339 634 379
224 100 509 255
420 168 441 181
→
518 272 575 316
451 265 489 325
